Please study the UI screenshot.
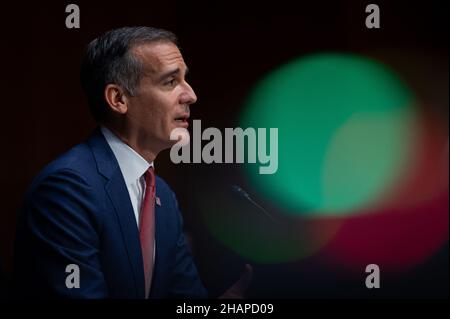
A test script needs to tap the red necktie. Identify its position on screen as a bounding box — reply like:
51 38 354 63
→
139 167 156 298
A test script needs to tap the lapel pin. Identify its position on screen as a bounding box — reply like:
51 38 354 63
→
155 196 161 206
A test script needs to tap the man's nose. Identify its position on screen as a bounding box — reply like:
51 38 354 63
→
180 81 197 105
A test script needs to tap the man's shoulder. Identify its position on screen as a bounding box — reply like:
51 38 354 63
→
29 141 100 191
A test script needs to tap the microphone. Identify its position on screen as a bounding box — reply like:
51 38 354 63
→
231 185 277 222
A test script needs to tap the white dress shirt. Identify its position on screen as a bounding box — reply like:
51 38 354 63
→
100 126 153 228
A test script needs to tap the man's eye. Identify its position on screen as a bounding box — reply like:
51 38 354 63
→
165 78 176 86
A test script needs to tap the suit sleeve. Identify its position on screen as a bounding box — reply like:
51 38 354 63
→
13 169 108 298
168 191 208 298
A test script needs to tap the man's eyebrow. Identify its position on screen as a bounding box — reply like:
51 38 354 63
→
158 67 189 82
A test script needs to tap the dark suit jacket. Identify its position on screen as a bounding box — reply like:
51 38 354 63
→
13 128 207 299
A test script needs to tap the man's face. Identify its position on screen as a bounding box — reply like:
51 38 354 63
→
126 41 197 151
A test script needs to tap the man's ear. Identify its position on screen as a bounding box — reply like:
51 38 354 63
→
104 84 129 115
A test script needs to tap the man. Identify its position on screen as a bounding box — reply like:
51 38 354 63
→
13 27 251 298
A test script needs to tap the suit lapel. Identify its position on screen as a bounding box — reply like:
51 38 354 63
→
87 128 145 299
150 185 169 298
105 174 145 298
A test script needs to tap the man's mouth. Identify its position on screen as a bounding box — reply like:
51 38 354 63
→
174 114 190 127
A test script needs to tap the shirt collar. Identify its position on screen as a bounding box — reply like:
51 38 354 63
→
100 126 153 185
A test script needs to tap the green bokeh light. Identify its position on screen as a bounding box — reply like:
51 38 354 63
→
239 53 415 216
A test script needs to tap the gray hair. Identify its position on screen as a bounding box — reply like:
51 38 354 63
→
80 26 178 121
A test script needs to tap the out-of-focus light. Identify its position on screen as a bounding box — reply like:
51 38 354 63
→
239 53 416 216
321 108 449 272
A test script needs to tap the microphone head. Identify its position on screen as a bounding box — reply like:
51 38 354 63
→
231 184 250 198
231 184 277 223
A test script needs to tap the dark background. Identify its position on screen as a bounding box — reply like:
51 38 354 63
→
1 0 448 298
